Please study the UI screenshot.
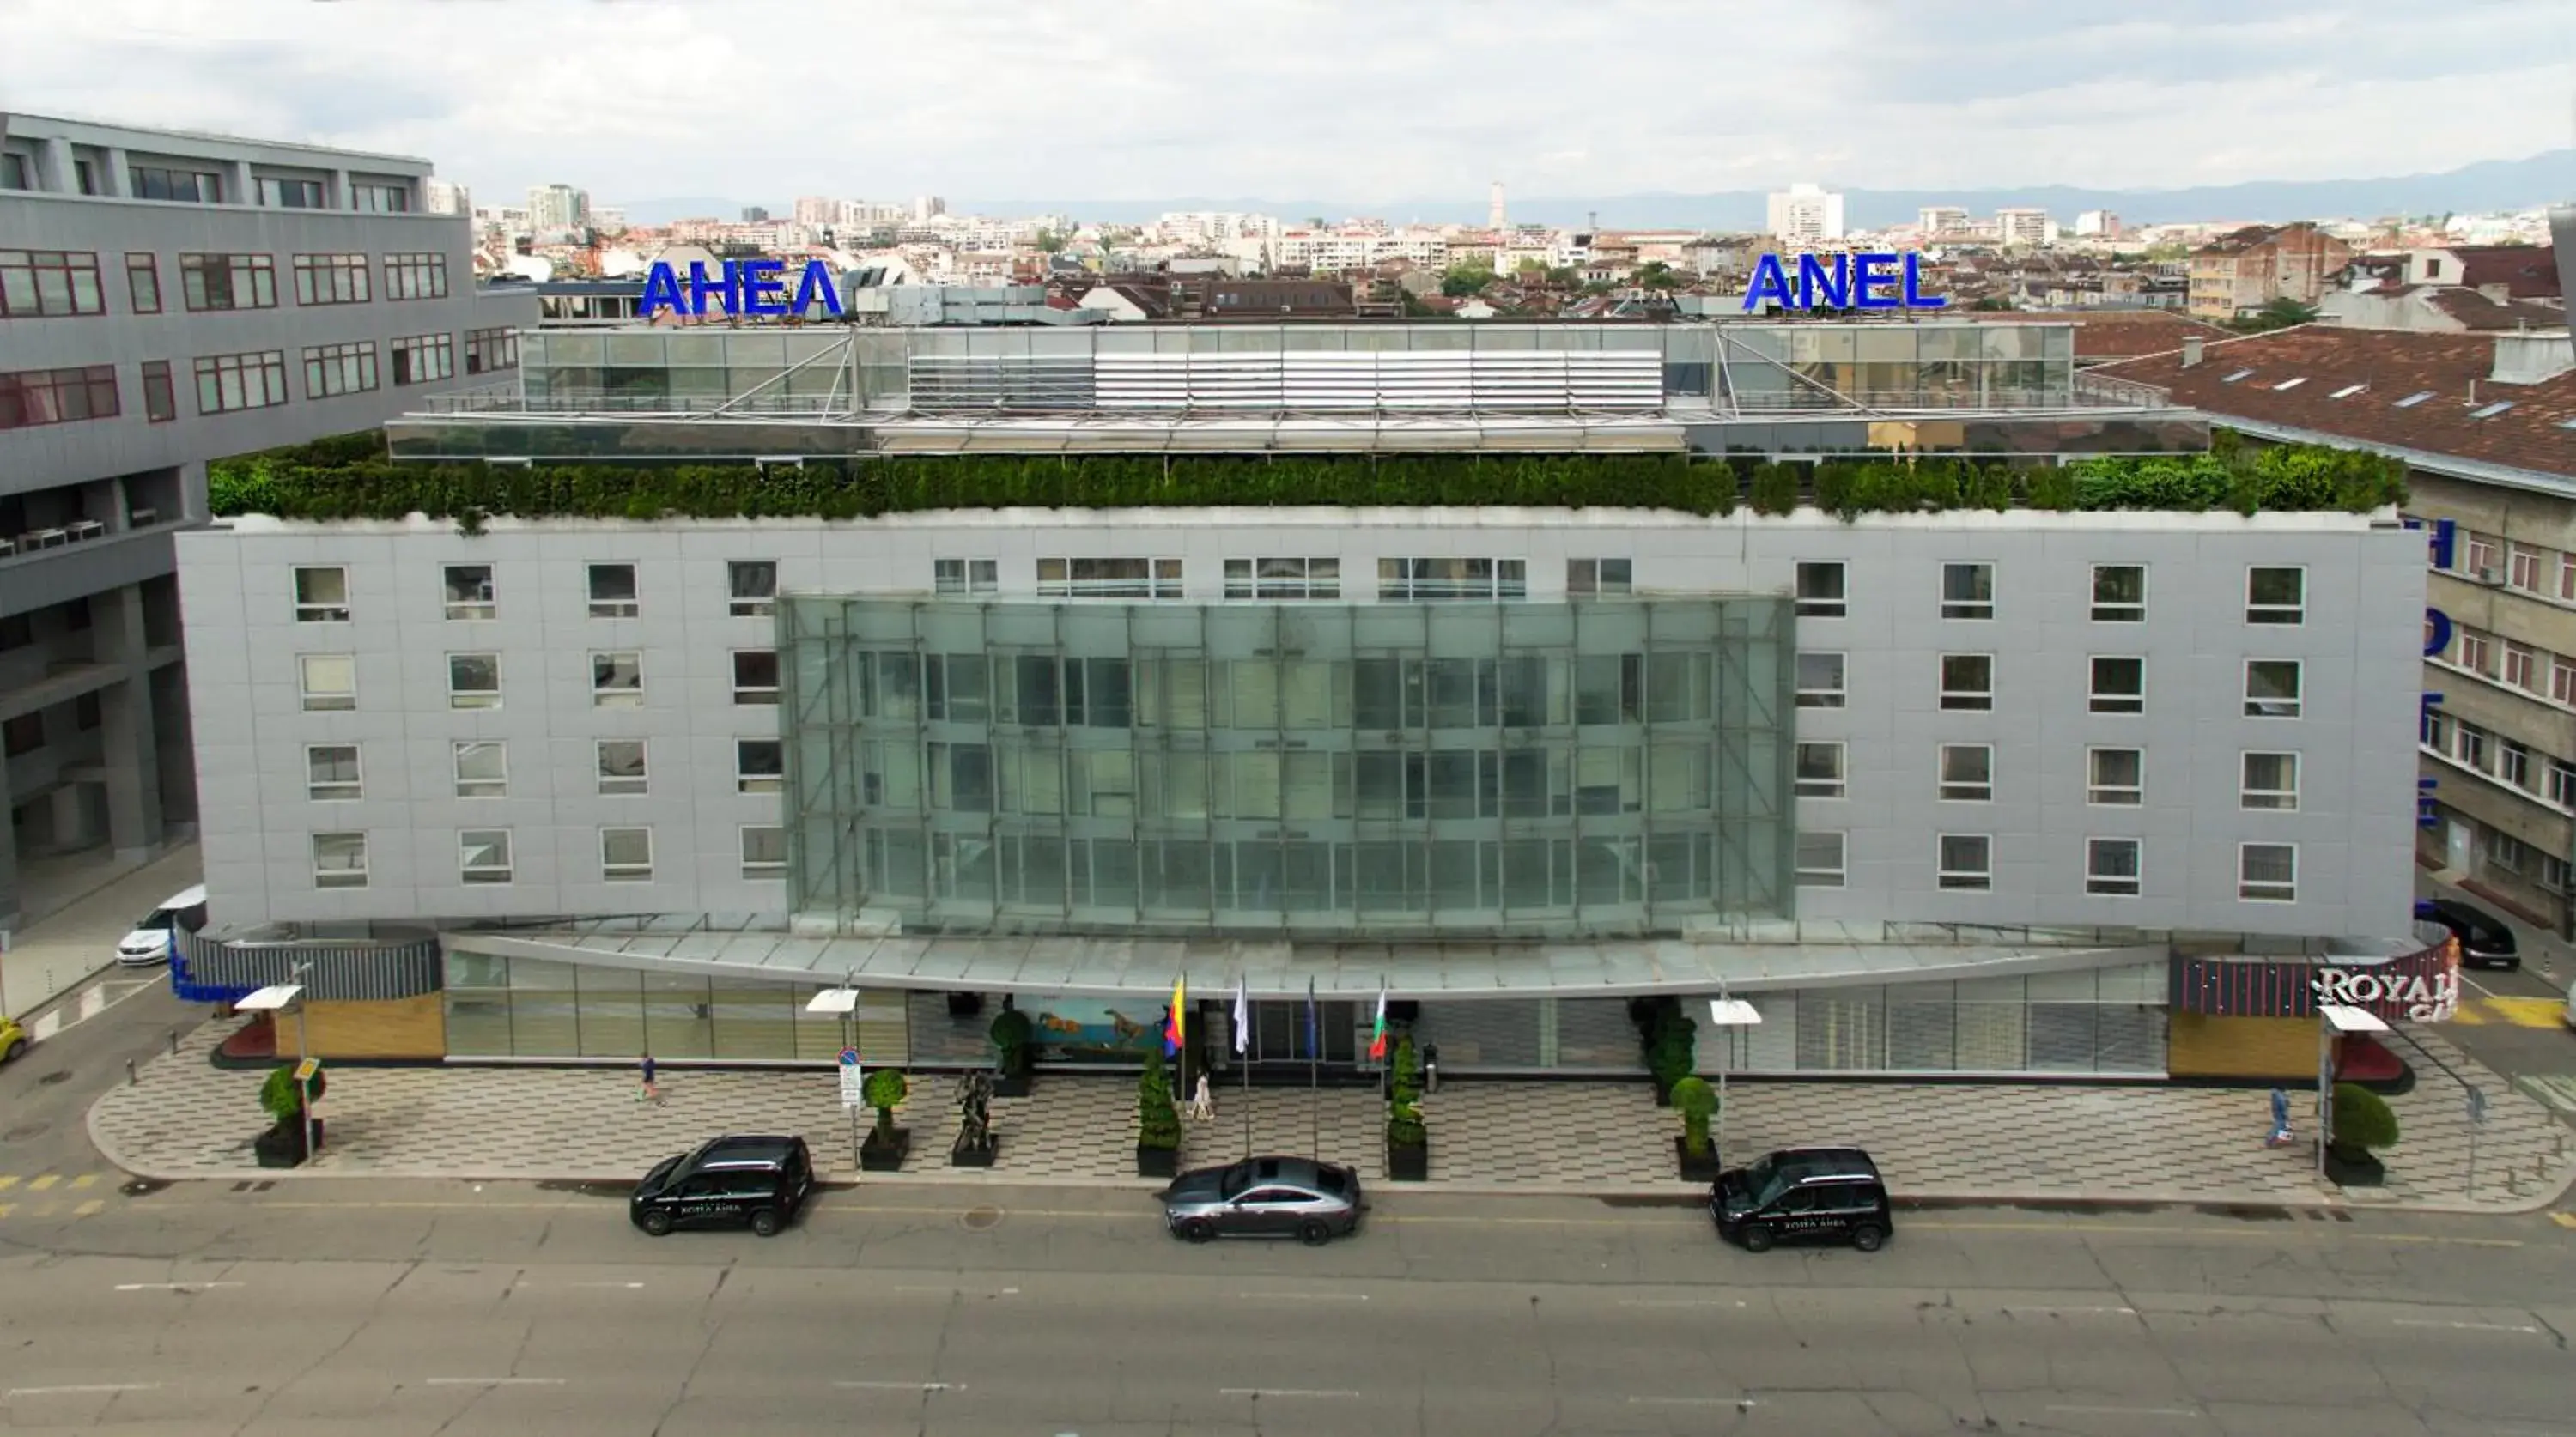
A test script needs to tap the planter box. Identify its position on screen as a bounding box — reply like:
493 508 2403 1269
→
2324 1144 2385 1188
1674 1135 1722 1184
1137 1144 1180 1179
860 1128 910 1173
951 1135 999 1168
1387 1138 1429 1183
252 1125 306 1169
992 1071 1031 1100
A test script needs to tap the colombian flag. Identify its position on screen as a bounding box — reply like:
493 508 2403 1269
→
1164 975 1187 1057
1367 985 1388 1060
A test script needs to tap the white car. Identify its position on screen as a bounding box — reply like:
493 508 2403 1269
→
115 884 207 967
2564 978 2576 1031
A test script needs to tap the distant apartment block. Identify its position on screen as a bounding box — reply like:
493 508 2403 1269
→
526 183 589 233
1918 206 1970 235
1766 183 1844 247
1996 208 2055 247
2188 223 2354 321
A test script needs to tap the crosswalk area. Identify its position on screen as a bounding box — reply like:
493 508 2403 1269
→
0 1172 118 1220
2448 996 2571 1028
22 974 163 1042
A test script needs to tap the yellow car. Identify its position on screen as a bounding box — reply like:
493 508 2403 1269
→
0 1014 24 1064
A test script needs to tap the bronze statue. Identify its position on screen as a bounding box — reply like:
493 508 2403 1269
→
954 1070 994 1151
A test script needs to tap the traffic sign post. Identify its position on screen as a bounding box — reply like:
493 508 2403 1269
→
839 1048 866 1176
2466 1084 2488 1198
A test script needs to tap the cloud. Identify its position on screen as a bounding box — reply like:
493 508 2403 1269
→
0 0 2560 206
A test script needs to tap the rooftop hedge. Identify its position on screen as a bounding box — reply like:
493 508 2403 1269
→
208 430 2405 524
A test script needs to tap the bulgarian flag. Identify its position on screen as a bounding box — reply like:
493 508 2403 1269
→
1163 975 1188 1057
1366 984 1389 1061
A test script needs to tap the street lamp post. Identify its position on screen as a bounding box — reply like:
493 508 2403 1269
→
1705 995 1762 1170
2315 1003 2389 1181
805 985 862 1173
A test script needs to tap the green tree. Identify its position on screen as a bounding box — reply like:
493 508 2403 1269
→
1671 1076 1717 1155
1441 260 1497 297
2227 296 2318 334
861 1069 908 1143
1632 261 1681 290
1032 229 1068 253
1137 1047 1182 1151
1970 294 2014 312
2331 1083 2398 1153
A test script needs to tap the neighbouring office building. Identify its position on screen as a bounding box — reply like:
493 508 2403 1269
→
0 112 533 938
173 315 2431 1080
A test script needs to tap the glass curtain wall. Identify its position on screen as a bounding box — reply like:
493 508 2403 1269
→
441 951 909 1061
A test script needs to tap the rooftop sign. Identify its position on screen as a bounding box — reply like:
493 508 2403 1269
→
639 258 845 318
1742 252 1946 312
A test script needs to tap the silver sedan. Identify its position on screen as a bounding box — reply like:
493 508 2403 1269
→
1158 1155 1364 1246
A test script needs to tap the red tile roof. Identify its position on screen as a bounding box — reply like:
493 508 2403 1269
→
2449 245 2561 300
2099 326 2576 480
1962 309 2230 362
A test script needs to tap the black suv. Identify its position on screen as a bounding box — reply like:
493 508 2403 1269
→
1710 1146 1893 1253
2421 898 2519 970
630 1135 815 1237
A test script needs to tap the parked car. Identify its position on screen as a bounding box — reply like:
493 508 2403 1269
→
2562 977 2575 1030
1159 1155 1363 1246
115 884 208 967
1710 1146 1893 1253
629 1134 814 1237
2421 897 2519 970
0 1014 24 1064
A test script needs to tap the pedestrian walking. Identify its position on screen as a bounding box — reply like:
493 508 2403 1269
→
2263 1086 2292 1147
639 1052 663 1105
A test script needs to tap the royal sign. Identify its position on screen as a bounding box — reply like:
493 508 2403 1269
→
639 258 844 319
1742 252 1947 312
2310 965 2459 1023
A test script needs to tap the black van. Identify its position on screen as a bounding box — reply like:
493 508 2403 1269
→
630 1134 815 1237
1710 1146 1893 1252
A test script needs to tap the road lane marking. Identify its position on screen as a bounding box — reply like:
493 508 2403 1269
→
2002 1305 2138 1316
27 1175 58 1191
114 1282 242 1291
3 1384 161 1398
567 1282 645 1289
1239 1291 1368 1301
2550 1213 2576 1230
835 1381 960 1392
424 1378 565 1387
1629 1396 1743 1406
2049 1405 2201 1418
1220 1388 1360 1398
1620 1298 1747 1308
72 1200 103 1217
2391 1319 2541 1333
69 1174 98 1190
0 1177 15 1191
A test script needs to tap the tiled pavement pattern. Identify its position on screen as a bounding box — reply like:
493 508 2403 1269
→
89 1018 2576 1210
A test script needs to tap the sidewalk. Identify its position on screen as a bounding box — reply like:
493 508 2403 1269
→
88 1017 2576 1214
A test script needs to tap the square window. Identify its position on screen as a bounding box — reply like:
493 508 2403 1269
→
312 831 368 889
2246 567 2305 625
1939 653 1992 711
1941 562 1994 620
453 740 507 798
2505 644 2538 691
2090 564 2145 622
298 653 356 712
2086 837 2141 896
2245 660 2302 718
2240 751 2300 810
737 738 784 794
600 827 653 882
1795 561 1846 619
305 743 361 801
2239 842 2296 902
2509 546 2543 592
1794 742 1845 798
459 828 513 884
935 557 1000 595
293 566 349 622
592 651 642 707
1795 652 1847 708
728 561 777 617
1568 558 1633 597
1938 743 1992 802
2500 740 2531 791
2087 748 2142 806
2089 656 2145 714
447 652 501 709
1795 830 1846 888
740 824 787 879
732 649 781 705
2457 629 2492 676
1937 834 1993 891
598 738 647 795
587 563 639 618
443 564 495 621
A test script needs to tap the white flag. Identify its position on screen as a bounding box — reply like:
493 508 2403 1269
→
1232 976 1249 1056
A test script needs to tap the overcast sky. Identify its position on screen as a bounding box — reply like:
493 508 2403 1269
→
6 0 2568 206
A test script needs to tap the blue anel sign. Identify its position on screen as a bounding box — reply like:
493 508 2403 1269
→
1742 251 1946 312
639 258 845 318
840 1047 860 1066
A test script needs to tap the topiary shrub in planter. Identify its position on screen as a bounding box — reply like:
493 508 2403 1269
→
1136 1046 1182 1179
1646 1003 1698 1107
1385 1034 1429 1181
860 1069 910 1172
2325 1082 2398 1187
990 1001 1036 1098
252 1064 326 1168
1671 1075 1721 1183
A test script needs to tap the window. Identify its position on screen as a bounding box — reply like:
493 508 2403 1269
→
443 564 496 621
2547 855 2573 894
737 738 784 794
383 252 450 300
2239 843 2296 902
592 652 642 707
388 333 454 385
298 654 356 712
465 327 519 374
0 365 118 429
741 825 787 879
1937 834 1993 891
2085 838 2141 897
140 360 174 422
193 351 290 414
1795 652 1846 709
934 558 999 595
257 177 325 209
2088 657 2145 714
128 165 222 203
1794 742 1845 798
1795 831 1845 888
2505 643 2538 691
2245 660 2302 718
291 253 369 305
2090 564 2145 622
2500 740 2531 790
2551 759 2576 809
301 341 379 398
2087 748 2142 806
727 561 776 616
459 829 513 884
2457 629 2492 676
1038 557 1183 599
587 563 639 618
2555 658 2576 708
1225 557 1342 600
0 250 106 317
598 739 648 796
1938 744 1992 802
732 650 781 705
2561 555 2576 603
1939 654 1992 711
2465 533 2499 575
600 828 654 882
305 744 361 801
1377 557 1525 601
312 833 368 889
447 652 501 709
1567 558 1632 597
351 181 411 214
125 253 161 313
2245 567 2305 625
0 153 24 190
1795 561 1845 618
2455 722 2491 773
453 740 507 798
2511 546 2545 593
2240 752 2299 810
292 567 349 622
179 253 276 311
2 714 46 758
1941 562 1994 620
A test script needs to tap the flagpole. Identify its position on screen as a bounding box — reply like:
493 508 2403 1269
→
1308 976 1320 1161
1240 977 1252 1160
